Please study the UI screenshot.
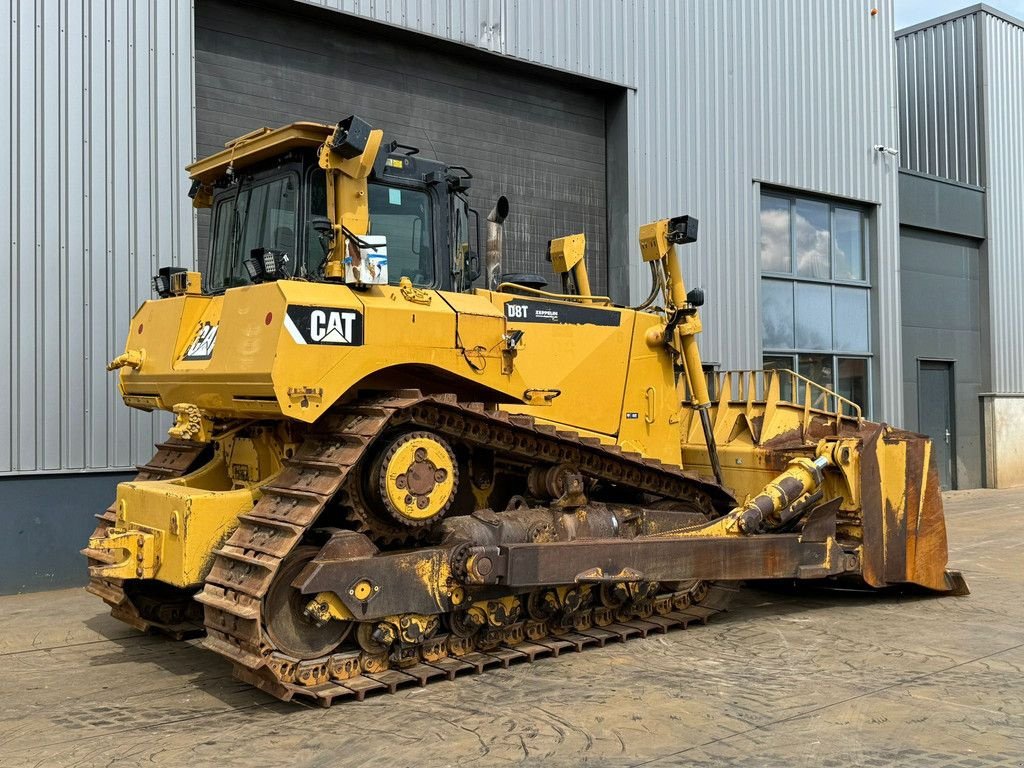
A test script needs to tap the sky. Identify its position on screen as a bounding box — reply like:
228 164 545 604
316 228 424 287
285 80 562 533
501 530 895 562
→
895 0 1024 29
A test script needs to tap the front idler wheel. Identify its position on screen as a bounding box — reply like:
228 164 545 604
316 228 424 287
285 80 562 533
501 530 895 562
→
263 546 352 660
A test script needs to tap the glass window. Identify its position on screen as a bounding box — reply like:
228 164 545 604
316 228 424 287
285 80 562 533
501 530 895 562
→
833 207 864 281
763 355 795 372
761 280 795 349
368 184 434 286
703 365 720 401
760 195 791 273
451 197 472 290
832 286 870 352
794 198 831 279
837 357 869 416
794 282 832 350
208 173 299 291
798 353 834 408
760 189 871 416
304 168 329 278
798 353 833 388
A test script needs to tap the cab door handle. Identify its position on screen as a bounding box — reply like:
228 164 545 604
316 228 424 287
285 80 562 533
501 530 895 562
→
645 386 657 424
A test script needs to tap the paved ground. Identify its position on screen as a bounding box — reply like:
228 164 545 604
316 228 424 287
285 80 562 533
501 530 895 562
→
0 489 1021 767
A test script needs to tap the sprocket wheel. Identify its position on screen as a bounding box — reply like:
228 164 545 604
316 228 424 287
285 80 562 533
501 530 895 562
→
372 431 459 528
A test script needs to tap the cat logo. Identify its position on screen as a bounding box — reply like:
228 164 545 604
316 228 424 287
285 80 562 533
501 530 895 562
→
284 305 364 346
182 322 218 361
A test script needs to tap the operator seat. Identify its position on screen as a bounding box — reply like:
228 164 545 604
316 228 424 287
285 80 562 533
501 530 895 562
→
274 226 295 252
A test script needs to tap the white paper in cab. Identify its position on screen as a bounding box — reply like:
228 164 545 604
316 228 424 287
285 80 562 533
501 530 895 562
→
344 235 389 285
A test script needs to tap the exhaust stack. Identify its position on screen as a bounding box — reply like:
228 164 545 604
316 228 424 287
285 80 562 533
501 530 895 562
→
486 196 509 290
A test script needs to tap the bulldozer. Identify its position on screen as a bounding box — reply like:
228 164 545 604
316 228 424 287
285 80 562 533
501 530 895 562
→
83 116 966 704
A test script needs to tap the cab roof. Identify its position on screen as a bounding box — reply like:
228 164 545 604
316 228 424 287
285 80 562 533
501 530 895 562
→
186 122 333 183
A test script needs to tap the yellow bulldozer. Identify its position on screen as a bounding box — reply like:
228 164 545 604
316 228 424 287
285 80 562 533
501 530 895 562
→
83 116 966 704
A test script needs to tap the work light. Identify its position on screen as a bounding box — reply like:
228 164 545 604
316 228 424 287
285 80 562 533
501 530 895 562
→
245 248 289 283
152 266 187 298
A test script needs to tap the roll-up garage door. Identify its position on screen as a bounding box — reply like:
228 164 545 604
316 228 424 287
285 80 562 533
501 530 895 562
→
194 0 610 291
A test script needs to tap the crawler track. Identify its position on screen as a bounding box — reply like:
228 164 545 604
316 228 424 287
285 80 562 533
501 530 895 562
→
237 582 738 705
196 391 733 704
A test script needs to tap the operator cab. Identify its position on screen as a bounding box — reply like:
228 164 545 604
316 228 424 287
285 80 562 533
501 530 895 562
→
188 122 480 296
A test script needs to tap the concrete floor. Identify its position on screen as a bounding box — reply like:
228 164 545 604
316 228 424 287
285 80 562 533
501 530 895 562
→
0 489 1021 767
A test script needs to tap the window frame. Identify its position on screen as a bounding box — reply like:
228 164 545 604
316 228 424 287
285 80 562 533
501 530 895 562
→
206 167 302 294
762 352 872 418
759 191 870 288
302 164 328 278
759 188 874 418
367 180 439 288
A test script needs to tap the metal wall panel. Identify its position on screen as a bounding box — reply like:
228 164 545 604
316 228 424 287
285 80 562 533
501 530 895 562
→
625 0 903 422
981 13 1024 393
298 0 636 87
298 0 905 422
1 1 191 474
896 13 982 185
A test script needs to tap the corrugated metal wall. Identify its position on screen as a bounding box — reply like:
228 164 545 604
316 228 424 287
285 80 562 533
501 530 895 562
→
3 0 906 476
896 13 983 185
297 0 637 86
629 0 903 423
981 13 1024 393
302 0 905 422
895 8 1024 394
1 0 192 475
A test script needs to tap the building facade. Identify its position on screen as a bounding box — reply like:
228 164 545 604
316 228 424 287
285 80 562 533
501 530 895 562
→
896 4 1024 490
2 0 1015 592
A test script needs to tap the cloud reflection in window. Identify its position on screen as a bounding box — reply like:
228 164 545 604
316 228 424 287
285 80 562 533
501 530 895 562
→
760 195 791 272
794 199 830 279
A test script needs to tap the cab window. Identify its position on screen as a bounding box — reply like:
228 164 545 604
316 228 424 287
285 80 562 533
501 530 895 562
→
208 173 298 291
452 197 471 290
304 167 329 278
368 184 434 286
302 172 435 286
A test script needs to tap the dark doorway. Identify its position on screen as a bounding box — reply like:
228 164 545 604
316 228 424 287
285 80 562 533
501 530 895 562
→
918 360 956 489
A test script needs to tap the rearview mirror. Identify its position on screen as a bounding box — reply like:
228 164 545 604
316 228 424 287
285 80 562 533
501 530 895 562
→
310 216 334 237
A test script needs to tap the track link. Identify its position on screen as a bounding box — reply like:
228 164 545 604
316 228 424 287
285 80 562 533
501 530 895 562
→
197 390 733 703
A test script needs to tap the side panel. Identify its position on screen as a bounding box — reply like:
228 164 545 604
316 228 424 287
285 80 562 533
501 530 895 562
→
616 313 686 466
491 295 634 436
121 282 683 450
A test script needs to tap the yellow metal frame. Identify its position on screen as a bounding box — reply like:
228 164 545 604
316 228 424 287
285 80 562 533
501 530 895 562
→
548 233 596 302
318 123 384 278
186 122 333 184
86 428 294 587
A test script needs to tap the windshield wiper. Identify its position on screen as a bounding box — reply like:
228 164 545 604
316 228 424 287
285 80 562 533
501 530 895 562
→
227 180 252 277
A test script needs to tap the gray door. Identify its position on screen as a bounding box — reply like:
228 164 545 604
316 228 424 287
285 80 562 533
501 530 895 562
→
194 0 610 291
899 226 983 488
918 361 955 490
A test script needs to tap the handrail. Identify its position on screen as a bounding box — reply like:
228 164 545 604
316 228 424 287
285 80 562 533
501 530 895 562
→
494 282 614 306
712 368 862 424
